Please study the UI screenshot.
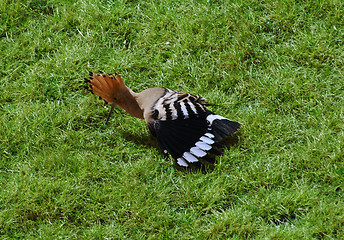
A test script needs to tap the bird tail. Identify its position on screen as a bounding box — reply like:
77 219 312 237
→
206 114 241 142
84 71 124 104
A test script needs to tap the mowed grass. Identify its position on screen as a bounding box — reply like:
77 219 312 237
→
1 0 344 238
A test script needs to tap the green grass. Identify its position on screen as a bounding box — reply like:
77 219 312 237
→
1 0 344 239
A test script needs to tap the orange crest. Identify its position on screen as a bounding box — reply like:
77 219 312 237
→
85 71 125 104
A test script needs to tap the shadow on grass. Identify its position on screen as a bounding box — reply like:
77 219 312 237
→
119 128 241 173
118 130 160 150
221 132 241 149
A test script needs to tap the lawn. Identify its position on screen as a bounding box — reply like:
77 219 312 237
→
1 0 344 239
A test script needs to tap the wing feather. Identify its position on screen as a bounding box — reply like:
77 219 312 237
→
148 90 241 168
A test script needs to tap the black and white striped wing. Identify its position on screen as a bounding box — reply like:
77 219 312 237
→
148 90 241 168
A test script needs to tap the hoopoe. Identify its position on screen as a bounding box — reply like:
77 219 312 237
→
84 71 241 168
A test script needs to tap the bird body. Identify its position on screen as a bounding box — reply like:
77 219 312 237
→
85 72 240 168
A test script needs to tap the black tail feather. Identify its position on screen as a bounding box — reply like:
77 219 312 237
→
211 119 241 142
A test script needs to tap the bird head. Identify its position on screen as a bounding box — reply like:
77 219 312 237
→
85 71 126 123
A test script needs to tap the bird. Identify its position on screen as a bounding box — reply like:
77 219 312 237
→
84 71 241 169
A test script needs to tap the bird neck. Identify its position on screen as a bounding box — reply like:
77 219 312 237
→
117 87 144 119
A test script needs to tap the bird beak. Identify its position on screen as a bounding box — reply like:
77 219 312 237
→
105 103 116 124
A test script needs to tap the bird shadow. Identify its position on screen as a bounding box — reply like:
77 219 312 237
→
220 132 241 150
118 128 241 173
118 129 160 150
120 129 240 150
